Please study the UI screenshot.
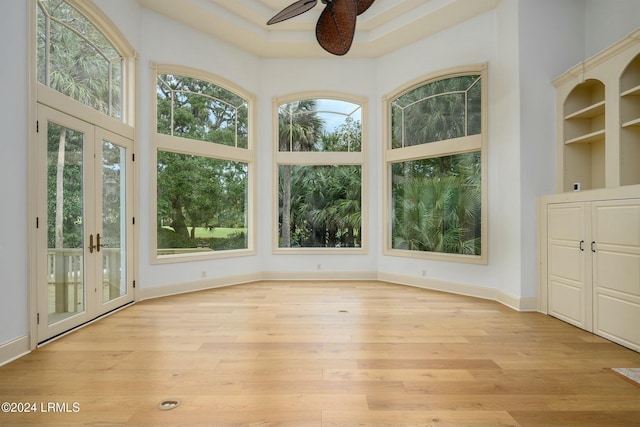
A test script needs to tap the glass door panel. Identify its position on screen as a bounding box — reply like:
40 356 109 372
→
46 122 87 325
37 105 134 343
101 140 127 304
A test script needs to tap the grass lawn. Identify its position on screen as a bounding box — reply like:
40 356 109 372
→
163 226 245 239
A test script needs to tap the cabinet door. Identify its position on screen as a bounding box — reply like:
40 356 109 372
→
592 199 640 351
547 203 592 330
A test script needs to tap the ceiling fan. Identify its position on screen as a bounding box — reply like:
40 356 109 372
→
266 0 376 56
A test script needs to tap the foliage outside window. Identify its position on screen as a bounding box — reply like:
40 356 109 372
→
37 0 133 284
37 0 123 119
157 74 248 148
154 68 253 260
386 69 486 262
275 97 366 251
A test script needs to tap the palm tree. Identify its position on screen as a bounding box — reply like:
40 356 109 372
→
286 163 361 248
391 75 482 255
39 0 122 251
392 153 480 255
277 100 323 247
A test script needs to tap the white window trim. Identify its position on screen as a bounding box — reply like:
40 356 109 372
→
273 91 369 255
150 63 257 264
382 64 488 264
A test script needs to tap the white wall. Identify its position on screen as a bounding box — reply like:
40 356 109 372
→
517 0 586 298
0 1 29 348
93 0 142 48
586 0 640 57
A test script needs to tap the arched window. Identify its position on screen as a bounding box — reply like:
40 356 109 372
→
274 94 367 252
36 0 130 121
384 65 487 263
153 65 255 262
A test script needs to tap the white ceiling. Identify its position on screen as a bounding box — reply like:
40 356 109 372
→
136 0 501 58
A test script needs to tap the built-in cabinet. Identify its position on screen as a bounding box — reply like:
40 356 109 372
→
541 28 640 353
545 198 640 352
553 29 640 192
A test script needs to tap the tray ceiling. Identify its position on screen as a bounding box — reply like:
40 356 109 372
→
137 0 501 58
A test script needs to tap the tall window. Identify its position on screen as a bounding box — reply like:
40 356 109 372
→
153 67 254 261
384 66 487 263
275 95 367 252
33 0 136 341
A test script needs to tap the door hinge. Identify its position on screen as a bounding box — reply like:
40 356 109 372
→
133 280 136 289
36 121 39 133
132 217 135 225
132 153 135 162
37 313 40 324
36 217 39 228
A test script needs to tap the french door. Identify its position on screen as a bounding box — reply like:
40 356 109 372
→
37 104 134 342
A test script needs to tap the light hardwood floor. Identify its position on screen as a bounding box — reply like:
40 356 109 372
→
1 281 640 426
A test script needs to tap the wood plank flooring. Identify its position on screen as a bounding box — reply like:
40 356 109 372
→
1 280 640 426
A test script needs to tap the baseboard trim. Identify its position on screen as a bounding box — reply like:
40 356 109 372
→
137 271 537 311
136 272 262 301
377 272 537 312
497 292 538 312
0 335 30 368
378 271 497 300
261 271 378 281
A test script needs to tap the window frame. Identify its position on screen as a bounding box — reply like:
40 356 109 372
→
383 64 488 264
151 64 257 263
34 0 136 132
273 92 368 254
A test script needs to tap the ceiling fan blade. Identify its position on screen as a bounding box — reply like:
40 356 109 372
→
316 0 357 56
267 0 318 25
356 0 375 15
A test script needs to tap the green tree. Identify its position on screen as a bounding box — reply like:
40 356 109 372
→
39 0 122 250
281 117 362 248
392 152 481 255
293 165 361 247
390 75 482 255
391 75 481 148
277 100 324 247
155 74 249 251
157 74 248 147
38 0 122 117
157 152 247 249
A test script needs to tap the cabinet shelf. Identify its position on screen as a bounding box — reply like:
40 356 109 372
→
622 117 640 128
621 83 640 97
564 129 605 145
564 100 606 120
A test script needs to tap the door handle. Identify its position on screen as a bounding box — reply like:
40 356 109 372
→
579 240 584 251
89 234 95 253
96 233 103 252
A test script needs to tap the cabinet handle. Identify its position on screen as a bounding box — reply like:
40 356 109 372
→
591 241 596 253
579 240 584 251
